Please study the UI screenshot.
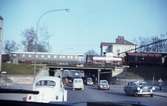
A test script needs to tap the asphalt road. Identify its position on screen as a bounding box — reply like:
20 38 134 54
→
67 85 167 106
0 84 167 106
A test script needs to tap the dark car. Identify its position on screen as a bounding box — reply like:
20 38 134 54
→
124 81 155 97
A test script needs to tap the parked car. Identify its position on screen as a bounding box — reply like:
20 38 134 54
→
98 80 110 90
73 78 84 90
124 81 155 97
86 77 94 85
26 76 67 103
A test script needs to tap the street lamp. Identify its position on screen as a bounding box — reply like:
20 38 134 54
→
33 9 69 77
0 16 4 73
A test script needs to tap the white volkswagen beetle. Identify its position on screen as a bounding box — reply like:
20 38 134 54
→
26 76 67 103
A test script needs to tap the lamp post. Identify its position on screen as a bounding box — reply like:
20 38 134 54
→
0 16 3 73
33 9 69 77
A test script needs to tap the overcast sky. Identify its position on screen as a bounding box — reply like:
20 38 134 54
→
0 0 167 54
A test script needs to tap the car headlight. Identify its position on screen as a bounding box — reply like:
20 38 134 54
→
137 87 140 91
152 86 155 91
100 85 103 88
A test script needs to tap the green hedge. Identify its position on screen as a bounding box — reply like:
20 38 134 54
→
1 63 44 75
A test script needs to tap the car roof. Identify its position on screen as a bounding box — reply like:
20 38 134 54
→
100 80 107 81
34 76 61 82
73 78 83 80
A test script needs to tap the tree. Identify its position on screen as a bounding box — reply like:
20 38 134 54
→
137 33 167 53
4 40 18 53
22 27 49 52
84 49 98 56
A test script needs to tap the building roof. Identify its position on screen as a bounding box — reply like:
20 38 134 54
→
100 40 135 47
115 39 135 45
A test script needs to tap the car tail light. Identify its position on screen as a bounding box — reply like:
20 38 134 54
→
28 95 31 100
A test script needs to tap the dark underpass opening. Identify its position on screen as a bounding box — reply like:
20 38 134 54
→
84 69 112 84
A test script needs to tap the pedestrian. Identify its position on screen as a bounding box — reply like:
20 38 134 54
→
158 78 163 91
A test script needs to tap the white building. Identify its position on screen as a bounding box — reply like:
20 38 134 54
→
100 36 136 57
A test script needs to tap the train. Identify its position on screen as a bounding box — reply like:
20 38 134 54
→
124 52 167 66
1 52 122 66
2 52 167 66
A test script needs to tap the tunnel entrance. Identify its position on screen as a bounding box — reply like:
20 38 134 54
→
48 66 113 85
84 69 98 83
100 70 112 84
84 69 112 84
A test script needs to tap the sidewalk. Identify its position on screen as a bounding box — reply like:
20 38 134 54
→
154 91 167 98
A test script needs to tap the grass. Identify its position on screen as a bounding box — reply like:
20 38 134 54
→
1 63 45 75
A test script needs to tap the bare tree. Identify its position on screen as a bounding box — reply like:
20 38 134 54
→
137 33 167 53
84 49 98 56
22 27 49 52
4 40 18 53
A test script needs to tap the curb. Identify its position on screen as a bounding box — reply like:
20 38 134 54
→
154 94 167 98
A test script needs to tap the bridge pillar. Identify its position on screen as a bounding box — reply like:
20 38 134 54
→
60 68 63 78
97 69 101 84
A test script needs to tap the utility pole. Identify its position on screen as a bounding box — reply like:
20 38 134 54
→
0 16 3 73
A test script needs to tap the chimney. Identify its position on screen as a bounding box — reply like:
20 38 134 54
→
116 36 124 44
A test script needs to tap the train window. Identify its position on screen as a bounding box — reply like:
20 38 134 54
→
75 56 78 59
71 56 74 59
62 56 65 59
59 56 62 59
67 56 70 59
41 55 44 58
54 55 57 58
12 54 17 57
35 55 38 58
22 54 25 57
48 55 51 58
28 54 32 58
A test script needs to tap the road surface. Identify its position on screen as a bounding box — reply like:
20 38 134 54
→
0 84 167 106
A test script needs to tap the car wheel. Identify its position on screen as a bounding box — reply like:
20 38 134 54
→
134 93 139 97
150 94 153 97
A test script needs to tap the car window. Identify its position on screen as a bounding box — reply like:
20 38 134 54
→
74 79 82 83
35 80 56 87
100 80 108 84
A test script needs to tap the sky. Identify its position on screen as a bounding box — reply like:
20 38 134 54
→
0 0 167 54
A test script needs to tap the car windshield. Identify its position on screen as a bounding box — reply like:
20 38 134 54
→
0 0 167 106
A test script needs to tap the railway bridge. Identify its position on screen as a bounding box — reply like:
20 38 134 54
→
47 64 126 84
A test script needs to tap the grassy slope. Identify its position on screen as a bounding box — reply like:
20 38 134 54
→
1 63 44 75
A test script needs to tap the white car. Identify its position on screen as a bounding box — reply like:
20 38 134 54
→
26 76 67 103
98 80 110 90
86 77 94 85
73 78 84 90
